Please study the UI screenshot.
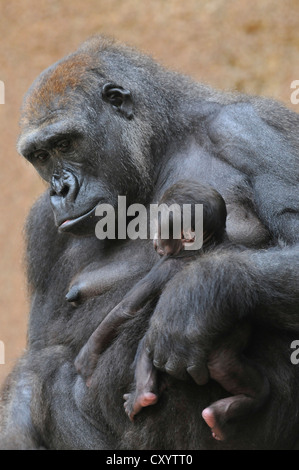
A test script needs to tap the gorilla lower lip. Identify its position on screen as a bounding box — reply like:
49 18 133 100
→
58 206 98 232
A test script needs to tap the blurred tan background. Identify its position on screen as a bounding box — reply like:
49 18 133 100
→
1 0 299 386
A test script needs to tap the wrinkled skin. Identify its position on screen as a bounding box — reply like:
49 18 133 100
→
1 36 299 450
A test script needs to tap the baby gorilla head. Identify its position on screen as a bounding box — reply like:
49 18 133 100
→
154 180 227 256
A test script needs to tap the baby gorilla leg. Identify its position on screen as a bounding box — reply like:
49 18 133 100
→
202 322 269 441
124 337 158 421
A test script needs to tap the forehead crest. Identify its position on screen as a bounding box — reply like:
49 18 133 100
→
21 53 95 127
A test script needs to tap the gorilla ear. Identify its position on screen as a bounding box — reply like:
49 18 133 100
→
102 83 133 120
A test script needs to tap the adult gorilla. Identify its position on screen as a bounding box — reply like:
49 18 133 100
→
1 36 299 450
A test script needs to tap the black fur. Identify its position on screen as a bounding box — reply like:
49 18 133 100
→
1 36 299 449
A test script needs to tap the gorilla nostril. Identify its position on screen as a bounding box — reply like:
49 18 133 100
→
50 183 69 198
60 184 70 198
50 172 78 200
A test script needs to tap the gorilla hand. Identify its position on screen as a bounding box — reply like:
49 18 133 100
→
143 251 256 385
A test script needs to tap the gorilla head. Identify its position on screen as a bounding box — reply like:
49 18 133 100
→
17 37 186 235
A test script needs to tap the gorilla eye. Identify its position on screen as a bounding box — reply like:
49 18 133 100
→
32 150 50 163
56 139 71 152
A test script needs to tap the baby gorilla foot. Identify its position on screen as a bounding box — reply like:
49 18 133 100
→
202 393 260 441
123 390 158 421
202 406 225 441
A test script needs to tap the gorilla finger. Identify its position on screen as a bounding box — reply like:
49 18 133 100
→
146 334 170 368
153 358 166 371
187 363 209 385
164 357 189 381
152 346 170 371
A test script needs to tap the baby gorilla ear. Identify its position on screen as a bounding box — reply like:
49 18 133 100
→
102 82 133 119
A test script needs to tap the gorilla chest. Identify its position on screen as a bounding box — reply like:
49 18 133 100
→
29 236 155 349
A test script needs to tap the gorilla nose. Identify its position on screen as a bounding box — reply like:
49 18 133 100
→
50 173 79 202
50 181 69 198
50 180 71 199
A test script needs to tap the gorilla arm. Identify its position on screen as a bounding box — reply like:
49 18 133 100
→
75 256 183 383
206 101 299 244
143 244 299 384
140 100 299 383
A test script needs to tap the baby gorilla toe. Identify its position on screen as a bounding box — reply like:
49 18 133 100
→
202 407 225 441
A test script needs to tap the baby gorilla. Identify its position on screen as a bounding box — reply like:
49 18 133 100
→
70 181 269 441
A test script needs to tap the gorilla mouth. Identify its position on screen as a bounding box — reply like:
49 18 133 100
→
58 204 99 233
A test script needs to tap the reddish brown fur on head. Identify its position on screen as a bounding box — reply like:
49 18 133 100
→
37 54 93 98
19 37 121 129
20 53 95 127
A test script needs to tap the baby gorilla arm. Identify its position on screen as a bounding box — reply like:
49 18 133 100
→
75 257 183 384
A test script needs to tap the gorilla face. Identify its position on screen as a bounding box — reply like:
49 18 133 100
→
18 71 154 236
18 115 115 235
